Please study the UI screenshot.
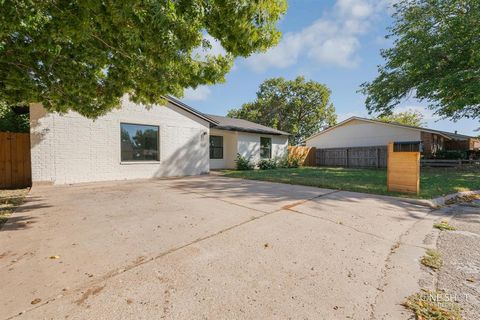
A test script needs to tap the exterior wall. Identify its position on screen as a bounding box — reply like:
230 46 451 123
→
30 97 210 185
237 132 288 164
306 120 421 149
471 138 480 150
444 137 480 151
209 129 238 169
421 131 445 157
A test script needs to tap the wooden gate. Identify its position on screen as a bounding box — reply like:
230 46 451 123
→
0 132 32 189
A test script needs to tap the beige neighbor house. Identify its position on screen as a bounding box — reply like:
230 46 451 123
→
305 117 480 157
30 96 289 185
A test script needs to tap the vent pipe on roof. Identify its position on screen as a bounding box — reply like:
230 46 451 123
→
455 130 458 134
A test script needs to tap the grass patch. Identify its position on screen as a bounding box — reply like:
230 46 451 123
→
434 220 457 231
222 167 480 199
0 189 29 229
421 249 443 270
403 290 462 320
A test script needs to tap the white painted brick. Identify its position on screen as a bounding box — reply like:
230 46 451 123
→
30 97 209 185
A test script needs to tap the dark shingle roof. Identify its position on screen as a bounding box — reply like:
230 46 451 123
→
206 114 290 136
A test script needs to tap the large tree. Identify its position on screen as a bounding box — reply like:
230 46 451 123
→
361 0 480 121
375 109 425 127
227 76 336 144
0 0 286 118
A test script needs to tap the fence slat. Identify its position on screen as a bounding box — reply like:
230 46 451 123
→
0 132 31 189
315 146 387 168
288 146 316 166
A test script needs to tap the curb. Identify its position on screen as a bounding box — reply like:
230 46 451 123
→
396 190 480 209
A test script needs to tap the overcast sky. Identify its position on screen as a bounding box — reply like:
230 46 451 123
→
181 0 479 136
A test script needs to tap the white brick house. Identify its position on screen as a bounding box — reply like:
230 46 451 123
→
30 96 289 185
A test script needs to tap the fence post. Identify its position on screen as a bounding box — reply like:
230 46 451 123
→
346 148 349 167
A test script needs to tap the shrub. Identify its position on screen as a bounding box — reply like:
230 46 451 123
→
258 158 277 170
434 150 467 160
235 154 254 170
288 156 301 168
278 155 301 168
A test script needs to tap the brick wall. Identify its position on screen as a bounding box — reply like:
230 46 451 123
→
30 97 210 185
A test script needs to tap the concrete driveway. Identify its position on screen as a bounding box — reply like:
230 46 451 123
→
1 175 442 319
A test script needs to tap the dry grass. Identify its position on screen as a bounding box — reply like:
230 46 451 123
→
403 290 462 320
0 188 29 228
434 220 457 231
421 249 443 270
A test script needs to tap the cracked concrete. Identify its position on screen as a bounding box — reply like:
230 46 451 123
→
0 175 447 319
436 202 480 319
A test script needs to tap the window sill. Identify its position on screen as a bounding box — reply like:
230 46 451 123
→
120 161 161 165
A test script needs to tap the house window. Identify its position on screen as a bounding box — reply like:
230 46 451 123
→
210 136 223 159
260 137 272 159
120 123 159 161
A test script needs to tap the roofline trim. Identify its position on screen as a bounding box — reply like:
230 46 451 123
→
212 126 290 136
165 95 219 125
304 116 454 142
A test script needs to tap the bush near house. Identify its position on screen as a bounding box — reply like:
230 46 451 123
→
434 150 468 160
235 154 254 170
258 159 278 170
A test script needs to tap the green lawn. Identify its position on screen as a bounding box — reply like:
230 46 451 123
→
222 167 480 199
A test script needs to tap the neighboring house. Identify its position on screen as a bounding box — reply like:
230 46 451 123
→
207 114 289 169
305 117 479 157
29 96 288 185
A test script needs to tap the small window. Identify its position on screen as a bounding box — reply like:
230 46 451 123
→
260 137 272 159
121 123 159 161
210 135 223 159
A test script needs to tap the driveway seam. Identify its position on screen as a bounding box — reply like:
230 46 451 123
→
9 187 337 319
6 197 282 319
286 207 430 250
368 207 438 319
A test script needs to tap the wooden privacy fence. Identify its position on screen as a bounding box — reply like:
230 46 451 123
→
316 146 387 168
288 146 316 166
0 132 32 189
387 142 420 194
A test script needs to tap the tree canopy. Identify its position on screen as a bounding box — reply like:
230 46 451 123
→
361 0 480 122
375 109 425 127
0 103 29 132
1 0 286 118
227 76 336 145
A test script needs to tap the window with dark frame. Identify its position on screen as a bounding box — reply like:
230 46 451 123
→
260 137 272 159
210 135 223 159
120 123 159 162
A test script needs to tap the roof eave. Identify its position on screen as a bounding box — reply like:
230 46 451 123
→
165 95 219 125
212 126 290 136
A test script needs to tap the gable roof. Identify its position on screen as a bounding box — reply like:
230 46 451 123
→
165 96 288 135
206 114 290 136
305 116 476 142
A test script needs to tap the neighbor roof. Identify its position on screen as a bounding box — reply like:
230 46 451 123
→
305 116 476 142
206 114 290 136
